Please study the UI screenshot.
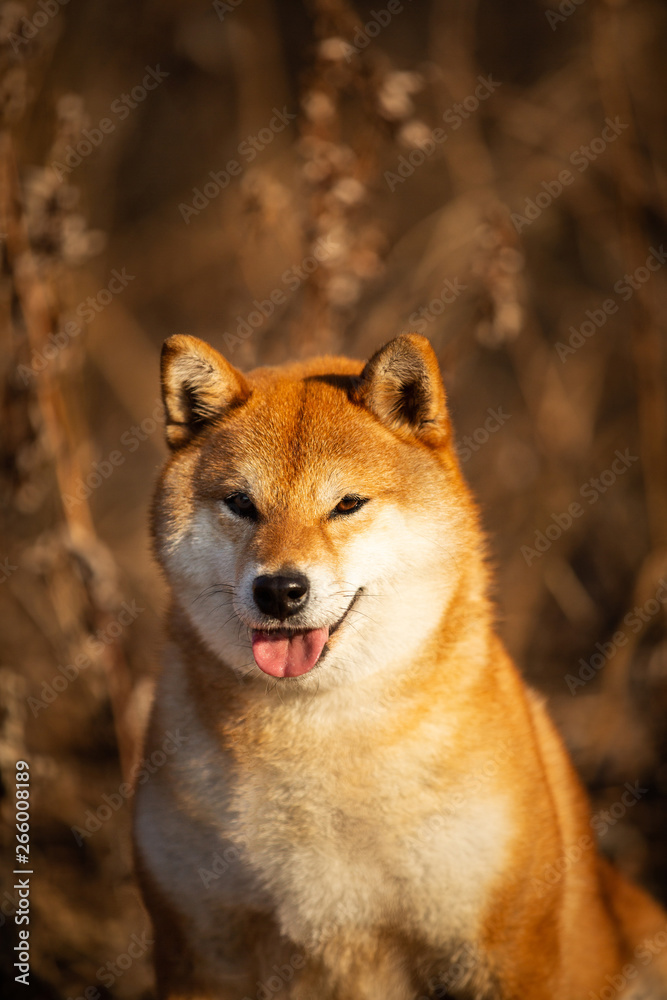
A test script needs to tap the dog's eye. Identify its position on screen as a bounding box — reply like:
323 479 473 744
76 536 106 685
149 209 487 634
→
331 495 368 517
224 493 258 521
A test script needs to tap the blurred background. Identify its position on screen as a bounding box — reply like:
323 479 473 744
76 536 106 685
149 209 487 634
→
1 0 666 996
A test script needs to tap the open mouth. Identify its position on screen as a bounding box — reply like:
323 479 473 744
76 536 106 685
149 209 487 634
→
251 588 362 679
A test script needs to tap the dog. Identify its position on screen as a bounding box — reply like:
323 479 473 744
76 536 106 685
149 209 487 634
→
133 333 667 999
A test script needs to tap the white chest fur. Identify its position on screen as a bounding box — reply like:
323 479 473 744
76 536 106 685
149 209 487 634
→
135 658 511 962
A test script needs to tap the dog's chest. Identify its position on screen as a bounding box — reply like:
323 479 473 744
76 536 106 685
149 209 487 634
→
212 736 510 949
142 661 511 953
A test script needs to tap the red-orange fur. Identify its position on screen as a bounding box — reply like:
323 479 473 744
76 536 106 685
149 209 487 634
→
134 334 667 1000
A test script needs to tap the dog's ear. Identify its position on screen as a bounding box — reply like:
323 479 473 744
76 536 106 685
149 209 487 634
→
160 335 250 449
355 334 449 445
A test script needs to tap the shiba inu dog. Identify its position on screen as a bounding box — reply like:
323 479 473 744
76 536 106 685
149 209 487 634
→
133 333 667 999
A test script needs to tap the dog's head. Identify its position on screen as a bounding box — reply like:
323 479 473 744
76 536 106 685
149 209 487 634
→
153 334 482 689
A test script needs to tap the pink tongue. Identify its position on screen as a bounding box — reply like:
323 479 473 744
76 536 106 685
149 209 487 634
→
251 627 329 678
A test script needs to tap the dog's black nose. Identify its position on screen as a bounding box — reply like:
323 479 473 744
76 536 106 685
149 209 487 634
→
252 573 310 620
